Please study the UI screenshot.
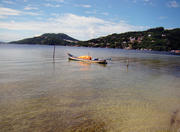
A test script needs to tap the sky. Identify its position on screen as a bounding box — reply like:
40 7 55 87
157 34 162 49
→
0 0 180 42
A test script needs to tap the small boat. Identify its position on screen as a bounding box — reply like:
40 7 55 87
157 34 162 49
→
171 50 180 55
67 53 107 64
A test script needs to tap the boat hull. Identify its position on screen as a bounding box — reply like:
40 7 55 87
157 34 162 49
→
68 56 107 64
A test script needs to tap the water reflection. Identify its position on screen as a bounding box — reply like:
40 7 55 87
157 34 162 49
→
68 59 107 71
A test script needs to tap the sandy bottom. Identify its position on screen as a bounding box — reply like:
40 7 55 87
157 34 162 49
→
1 81 180 132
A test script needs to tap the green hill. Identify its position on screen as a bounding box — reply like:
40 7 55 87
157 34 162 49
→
9 27 180 51
78 27 180 51
10 33 78 46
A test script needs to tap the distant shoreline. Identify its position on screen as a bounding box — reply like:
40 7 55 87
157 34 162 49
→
8 27 180 52
3 43 180 56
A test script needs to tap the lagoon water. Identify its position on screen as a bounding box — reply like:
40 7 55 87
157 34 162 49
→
0 44 180 132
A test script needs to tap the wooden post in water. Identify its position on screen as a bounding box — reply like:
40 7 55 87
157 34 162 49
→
126 58 129 72
126 59 129 67
53 44 56 62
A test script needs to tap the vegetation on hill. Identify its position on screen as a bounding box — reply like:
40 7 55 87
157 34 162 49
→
78 27 180 51
10 33 78 46
10 27 180 51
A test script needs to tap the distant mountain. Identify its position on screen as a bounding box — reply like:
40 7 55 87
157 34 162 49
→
0 41 6 44
10 33 78 45
9 27 180 51
77 27 180 51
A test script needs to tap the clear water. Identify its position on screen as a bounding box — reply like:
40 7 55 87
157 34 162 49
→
0 44 180 132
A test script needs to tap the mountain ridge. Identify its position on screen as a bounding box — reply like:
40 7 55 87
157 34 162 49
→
10 33 78 46
78 27 180 51
10 27 180 51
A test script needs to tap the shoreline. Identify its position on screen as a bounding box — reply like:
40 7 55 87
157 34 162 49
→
3 43 180 56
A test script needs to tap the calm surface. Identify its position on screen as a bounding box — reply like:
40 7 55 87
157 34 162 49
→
0 44 180 132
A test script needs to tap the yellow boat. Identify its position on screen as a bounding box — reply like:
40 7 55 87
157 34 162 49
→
67 53 107 64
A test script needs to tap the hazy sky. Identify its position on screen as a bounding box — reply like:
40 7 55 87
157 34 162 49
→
0 0 180 42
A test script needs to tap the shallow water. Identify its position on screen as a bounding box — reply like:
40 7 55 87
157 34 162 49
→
0 44 180 132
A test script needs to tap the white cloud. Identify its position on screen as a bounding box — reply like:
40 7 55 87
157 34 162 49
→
0 7 21 16
131 0 153 5
143 0 153 5
0 7 41 18
0 15 7 19
44 3 61 8
81 4 91 8
24 5 38 10
85 10 109 16
85 10 97 14
46 0 64 3
0 32 27 42
0 14 147 41
167 1 179 8
74 4 91 8
2 0 15 4
24 12 41 16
